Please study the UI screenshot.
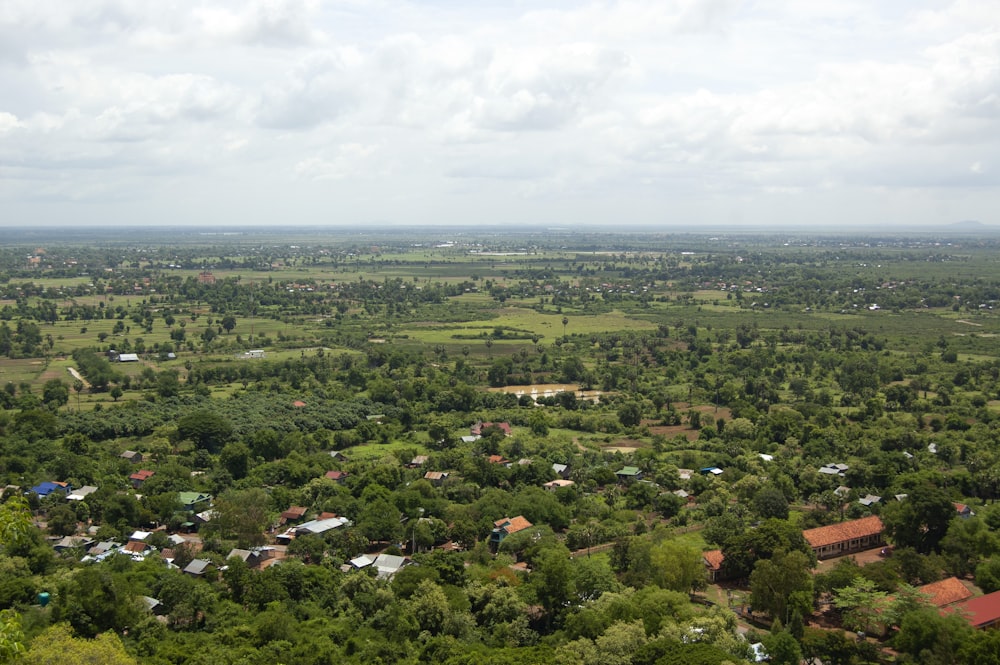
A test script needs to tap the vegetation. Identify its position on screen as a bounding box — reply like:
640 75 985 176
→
2 227 1000 663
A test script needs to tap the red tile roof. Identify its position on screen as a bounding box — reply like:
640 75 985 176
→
803 516 883 549
325 470 348 481
703 549 724 571
919 577 973 607
124 541 147 553
947 590 1000 628
129 469 155 481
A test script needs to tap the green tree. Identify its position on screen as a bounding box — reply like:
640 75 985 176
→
617 401 642 428
22 623 137 665
650 540 706 592
832 578 888 634
882 484 956 553
221 314 237 334
0 609 25 664
41 379 69 408
210 487 271 548
175 410 234 453
750 550 814 623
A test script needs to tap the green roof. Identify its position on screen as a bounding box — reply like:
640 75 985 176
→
178 492 211 505
617 466 641 476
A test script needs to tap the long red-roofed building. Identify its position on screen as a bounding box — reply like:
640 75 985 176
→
802 515 884 559
945 589 1000 629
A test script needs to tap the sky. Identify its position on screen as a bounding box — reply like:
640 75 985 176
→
0 0 997 229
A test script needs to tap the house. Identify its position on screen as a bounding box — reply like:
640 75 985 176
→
819 463 849 477
130 530 152 542
30 481 70 497
677 469 694 480
543 479 575 491
858 494 881 507
124 541 150 555
471 421 512 437
552 463 570 478
226 547 275 568
292 400 307 408
946 589 1000 629
178 492 212 511
758 454 774 463
700 467 724 476
53 536 93 552
424 471 449 486
460 435 480 443
129 469 155 489
183 559 214 577
615 466 643 483
325 470 349 484
954 503 974 519
834 485 851 498
120 450 143 464
276 516 352 543
67 486 97 501
329 451 350 462
703 549 726 583
487 455 512 467
918 577 973 608
408 455 429 468
348 554 375 570
803 516 884 559
490 515 533 551
373 553 409 579
280 506 308 524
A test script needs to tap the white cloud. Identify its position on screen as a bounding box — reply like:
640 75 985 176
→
0 0 998 226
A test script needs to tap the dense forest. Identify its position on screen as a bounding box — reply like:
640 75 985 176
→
3 228 1000 664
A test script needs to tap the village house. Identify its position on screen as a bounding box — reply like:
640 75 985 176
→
490 515 533 551
703 549 726 583
802 515 884 559
423 471 449 487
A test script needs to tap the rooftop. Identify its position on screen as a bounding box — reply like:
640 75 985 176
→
919 577 973 607
803 516 883 549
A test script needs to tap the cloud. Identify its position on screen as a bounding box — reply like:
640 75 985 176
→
0 0 998 226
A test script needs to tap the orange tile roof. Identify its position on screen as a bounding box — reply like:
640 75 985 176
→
495 515 532 535
703 549 724 571
920 577 973 607
803 516 883 549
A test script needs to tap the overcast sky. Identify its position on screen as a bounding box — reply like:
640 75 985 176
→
0 0 997 229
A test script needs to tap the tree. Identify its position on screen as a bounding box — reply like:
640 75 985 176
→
0 609 25 664
752 486 790 520
156 369 180 398
832 578 888 634
0 496 31 550
617 401 643 428
650 540 706 592
894 607 971 664
41 379 69 408
882 484 956 553
750 550 814 623
358 497 402 543
109 385 123 402
22 623 137 665
72 380 83 410
175 410 234 453
221 314 237 334
210 488 270 547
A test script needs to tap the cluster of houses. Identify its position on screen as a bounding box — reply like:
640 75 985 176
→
702 514 1000 631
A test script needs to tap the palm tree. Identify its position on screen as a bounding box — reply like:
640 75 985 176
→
562 316 569 338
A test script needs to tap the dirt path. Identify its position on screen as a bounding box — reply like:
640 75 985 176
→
67 367 90 389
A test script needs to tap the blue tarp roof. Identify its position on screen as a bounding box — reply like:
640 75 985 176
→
30 481 70 496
